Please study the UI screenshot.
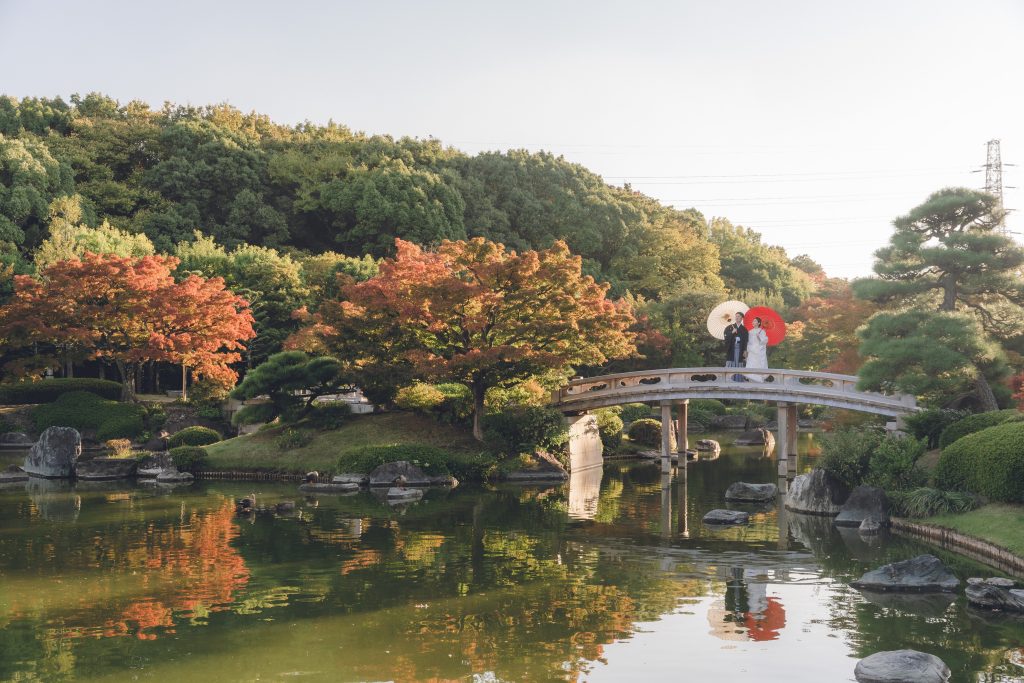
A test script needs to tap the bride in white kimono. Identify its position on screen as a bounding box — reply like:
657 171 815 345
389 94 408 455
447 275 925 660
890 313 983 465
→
744 317 769 382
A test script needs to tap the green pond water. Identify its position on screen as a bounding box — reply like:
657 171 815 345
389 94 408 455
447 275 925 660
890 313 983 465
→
1 434 1022 682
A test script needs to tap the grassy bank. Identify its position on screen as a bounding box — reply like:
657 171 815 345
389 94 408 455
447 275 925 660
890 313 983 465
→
205 412 487 475
921 504 1024 557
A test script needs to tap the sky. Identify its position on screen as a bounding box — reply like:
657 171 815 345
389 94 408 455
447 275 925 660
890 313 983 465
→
2 0 1022 278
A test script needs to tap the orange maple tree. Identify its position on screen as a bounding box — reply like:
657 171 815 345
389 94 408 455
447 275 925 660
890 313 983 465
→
0 253 255 401
297 238 636 439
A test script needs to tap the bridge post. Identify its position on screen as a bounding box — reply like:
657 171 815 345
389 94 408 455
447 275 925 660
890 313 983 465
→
775 402 790 477
660 402 673 474
676 399 689 456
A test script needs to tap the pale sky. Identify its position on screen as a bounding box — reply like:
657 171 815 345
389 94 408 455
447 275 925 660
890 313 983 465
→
2 0 1022 278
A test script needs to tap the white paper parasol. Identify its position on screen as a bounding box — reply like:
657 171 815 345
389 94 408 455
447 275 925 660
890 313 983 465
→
706 300 749 340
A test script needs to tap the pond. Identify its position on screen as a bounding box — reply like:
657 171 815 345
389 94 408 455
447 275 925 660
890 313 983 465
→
0 434 1022 682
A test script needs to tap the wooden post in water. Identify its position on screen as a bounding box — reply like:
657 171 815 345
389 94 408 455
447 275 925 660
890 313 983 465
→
660 402 673 474
776 401 789 477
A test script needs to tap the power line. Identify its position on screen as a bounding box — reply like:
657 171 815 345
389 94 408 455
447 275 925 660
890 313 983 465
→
604 166 971 180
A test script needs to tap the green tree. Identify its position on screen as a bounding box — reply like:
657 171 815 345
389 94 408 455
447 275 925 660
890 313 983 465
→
854 188 1021 409
230 350 349 425
35 195 154 268
0 134 74 249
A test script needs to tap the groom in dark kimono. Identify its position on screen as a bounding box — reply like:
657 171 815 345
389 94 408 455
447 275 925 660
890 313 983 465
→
724 312 748 381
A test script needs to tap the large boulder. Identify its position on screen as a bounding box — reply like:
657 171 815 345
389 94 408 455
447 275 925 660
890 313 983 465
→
702 509 750 525
835 485 890 528
785 468 848 515
23 427 81 478
724 481 777 503
710 415 748 431
695 439 720 452
75 457 139 480
137 452 173 478
854 650 950 683
851 554 960 593
0 432 33 447
155 469 194 484
965 577 1024 612
368 461 431 487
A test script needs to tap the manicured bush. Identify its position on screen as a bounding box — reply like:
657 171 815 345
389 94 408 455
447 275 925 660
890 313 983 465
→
337 444 494 481
938 409 1020 449
276 427 314 451
863 435 927 492
594 408 624 451
483 406 568 456
144 404 168 432
434 383 472 423
686 407 713 429
33 391 146 439
0 378 122 404
889 487 981 518
104 439 133 458
169 446 208 473
904 408 968 449
619 403 652 425
936 421 1024 502
819 427 884 490
395 383 445 410
628 418 666 447
485 380 547 411
168 426 222 449
690 399 727 415
307 402 352 430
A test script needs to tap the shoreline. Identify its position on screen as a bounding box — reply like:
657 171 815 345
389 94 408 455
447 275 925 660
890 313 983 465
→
891 517 1024 578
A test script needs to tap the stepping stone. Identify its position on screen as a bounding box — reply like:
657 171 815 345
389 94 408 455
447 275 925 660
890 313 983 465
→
702 509 750 525
854 649 950 682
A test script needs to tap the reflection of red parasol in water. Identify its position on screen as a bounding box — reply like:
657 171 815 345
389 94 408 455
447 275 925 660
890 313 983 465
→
744 597 786 642
744 306 787 346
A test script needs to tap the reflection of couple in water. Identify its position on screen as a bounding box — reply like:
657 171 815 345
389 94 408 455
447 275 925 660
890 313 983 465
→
723 311 768 382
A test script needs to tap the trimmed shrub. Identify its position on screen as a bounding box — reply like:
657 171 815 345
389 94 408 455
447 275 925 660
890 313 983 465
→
863 435 927 492
904 408 968 449
936 421 1024 502
307 402 351 430
619 403 652 425
889 487 981 518
0 378 122 404
276 427 314 451
337 444 493 481
485 380 547 412
33 391 146 440
395 383 445 411
483 406 568 456
594 408 624 451
690 399 727 415
819 427 884 490
105 439 133 458
938 409 1020 449
169 446 208 473
686 407 713 429
628 418 666 447
168 426 222 449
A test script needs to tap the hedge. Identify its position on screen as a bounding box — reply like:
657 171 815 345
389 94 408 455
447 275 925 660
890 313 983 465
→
594 408 624 450
628 418 665 447
168 426 222 449
935 421 1024 502
0 379 122 404
336 444 493 481
33 391 146 440
619 403 652 425
937 409 1021 449
170 446 209 473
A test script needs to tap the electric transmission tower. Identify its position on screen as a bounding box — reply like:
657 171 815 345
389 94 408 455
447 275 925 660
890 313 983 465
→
985 139 1005 231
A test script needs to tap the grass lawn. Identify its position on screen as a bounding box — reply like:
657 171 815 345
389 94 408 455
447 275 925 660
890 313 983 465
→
204 412 487 474
924 504 1024 557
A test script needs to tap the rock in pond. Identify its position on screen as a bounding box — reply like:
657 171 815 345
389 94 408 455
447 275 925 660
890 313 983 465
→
734 429 771 445
854 649 950 683
275 501 296 513
724 481 777 502
137 452 174 478
785 468 848 515
859 516 884 535
75 457 139 480
0 432 33 447
155 469 194 484
368 461 431 487
835 485 889 528
23 427 81 479
702 509 750 525
966 577 1024 612
299 482 359 494
0 464 28 483
851 554 960 593
386 487 424 503
503 468 568 483
695 439 720 451
332 473 370 486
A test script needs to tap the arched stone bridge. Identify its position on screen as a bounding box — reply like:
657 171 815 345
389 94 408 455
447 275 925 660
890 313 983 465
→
552 367 918 475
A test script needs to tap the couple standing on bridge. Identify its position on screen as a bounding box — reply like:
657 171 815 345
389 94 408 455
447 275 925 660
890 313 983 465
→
723 311 768 382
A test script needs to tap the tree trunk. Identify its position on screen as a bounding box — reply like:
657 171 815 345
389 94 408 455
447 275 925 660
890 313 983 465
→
974 372 999 411
98 363 105 380
116 360 137 403
471 383 486 441
941 275 957 312
181 364 188 402
65 358 73 378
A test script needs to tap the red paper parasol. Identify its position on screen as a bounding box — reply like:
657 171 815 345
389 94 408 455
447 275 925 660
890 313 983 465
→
744 306 786 346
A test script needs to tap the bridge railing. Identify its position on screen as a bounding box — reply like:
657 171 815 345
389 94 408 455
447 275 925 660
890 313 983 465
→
553 367 917 415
